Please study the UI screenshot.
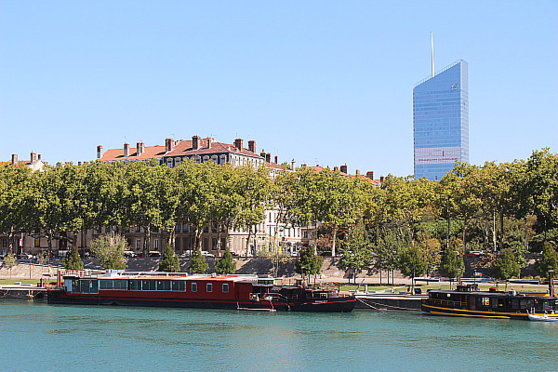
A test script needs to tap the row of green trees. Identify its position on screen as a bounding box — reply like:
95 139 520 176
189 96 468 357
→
1 148 556 279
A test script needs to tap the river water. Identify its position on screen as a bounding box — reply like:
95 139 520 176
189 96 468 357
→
0 300 556 371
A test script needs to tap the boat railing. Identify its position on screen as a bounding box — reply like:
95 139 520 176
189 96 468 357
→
429 298 467 308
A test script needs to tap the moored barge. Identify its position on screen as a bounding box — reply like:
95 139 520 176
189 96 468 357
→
421 283 558 320
47 271 355 312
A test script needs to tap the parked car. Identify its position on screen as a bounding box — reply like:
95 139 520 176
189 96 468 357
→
148 251 161 257
123 250 136 258
201 251 215 258
467 250 484 256
229 251 240 257
180 250 193 258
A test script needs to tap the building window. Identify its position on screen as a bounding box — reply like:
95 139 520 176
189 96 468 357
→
207 283 213 293
136 240 141 250
34 238 40 247
153 239 159 250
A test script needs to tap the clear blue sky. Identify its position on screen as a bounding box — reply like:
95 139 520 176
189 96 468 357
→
1 1 557 177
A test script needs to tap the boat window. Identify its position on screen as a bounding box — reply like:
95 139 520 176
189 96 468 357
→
115 280 128 290
481 297 490 306
72 279 81 293
142 280 156 291
130 280 141 290
76 279 98 294
171 281 186 291
207 283 213 293
100 280 113 290
519 298 534 309
156 280 171 291
222 283 229 293
191 282 197 292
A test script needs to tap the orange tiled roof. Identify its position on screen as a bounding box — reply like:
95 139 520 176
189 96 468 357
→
100 145 166 162
99 138 262 162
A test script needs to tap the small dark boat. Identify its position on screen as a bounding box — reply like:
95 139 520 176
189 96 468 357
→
47 271 355 313
421 283 558 320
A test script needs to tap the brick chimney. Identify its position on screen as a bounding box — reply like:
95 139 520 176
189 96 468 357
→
206 137 213 148
265 153 271 163
96 146 103 159
274 156 278 164
30 152 38 163
234 138 244 151
380 176 384 183
366 171 374 180
124 143 130 157
291 159 296 170
248 140 256 153
136 142 145 156
340 164 348 174
334 166 339 172
192 135 200 150
165 138 173 153
11 154 18 164
355 169 361 176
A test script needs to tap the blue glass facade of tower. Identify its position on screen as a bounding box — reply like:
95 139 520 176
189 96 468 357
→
413 60 469 180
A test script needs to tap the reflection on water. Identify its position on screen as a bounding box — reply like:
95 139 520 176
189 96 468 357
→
1 300 557 371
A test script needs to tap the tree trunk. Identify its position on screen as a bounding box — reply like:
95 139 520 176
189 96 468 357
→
446 214 451 251
499 212 504 252
331 227 338 258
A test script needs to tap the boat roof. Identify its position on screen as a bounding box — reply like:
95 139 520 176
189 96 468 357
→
63 271 261 283
428 288 555 299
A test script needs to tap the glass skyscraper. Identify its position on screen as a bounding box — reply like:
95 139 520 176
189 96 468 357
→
413 60 469 180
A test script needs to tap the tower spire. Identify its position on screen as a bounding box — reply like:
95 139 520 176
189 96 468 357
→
430 32 435 77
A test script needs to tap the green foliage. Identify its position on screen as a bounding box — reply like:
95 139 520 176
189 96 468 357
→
90 234 128 270
492 248 521 279
295 246 323 275
3 252 17 268
189 249 209 274
215 248 236 275
0 148 556 279
372 229 406 273
62 246 84 270
158 244 181 272
438 241 464 278
337 221 372 280
398 245 429 278
536 242 558 276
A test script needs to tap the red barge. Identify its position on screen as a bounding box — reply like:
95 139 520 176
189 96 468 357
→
47 271 356 312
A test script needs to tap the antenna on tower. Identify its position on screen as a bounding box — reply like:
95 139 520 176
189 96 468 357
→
430 32 435 77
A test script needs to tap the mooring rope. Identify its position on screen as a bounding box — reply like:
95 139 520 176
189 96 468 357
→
357 297 417 311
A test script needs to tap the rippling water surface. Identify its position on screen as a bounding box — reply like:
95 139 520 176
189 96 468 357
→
1 300 557 371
